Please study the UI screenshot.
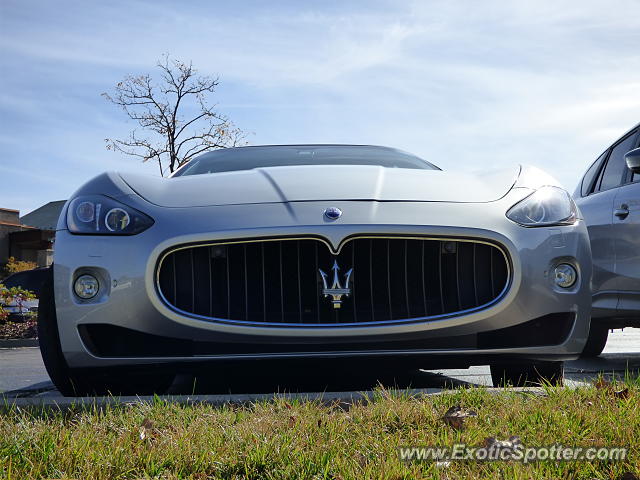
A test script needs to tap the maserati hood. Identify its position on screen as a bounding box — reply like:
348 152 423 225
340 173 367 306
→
118 165 520 208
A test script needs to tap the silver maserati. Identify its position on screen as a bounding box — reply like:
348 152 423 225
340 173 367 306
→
38 145 592 395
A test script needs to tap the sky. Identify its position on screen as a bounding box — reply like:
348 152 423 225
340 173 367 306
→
1 0 639 215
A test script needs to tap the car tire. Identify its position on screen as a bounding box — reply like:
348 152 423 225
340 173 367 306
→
37 268 173 396
37 268 82 396
490 362 564 387
580 325 609 358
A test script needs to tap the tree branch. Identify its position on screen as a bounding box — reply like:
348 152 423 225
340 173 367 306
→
103 55 244 174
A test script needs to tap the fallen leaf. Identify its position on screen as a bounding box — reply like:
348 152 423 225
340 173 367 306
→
441 405 478 430
481 435 522 460
614 388 631 400
288 416 296 427
139 417 156 441
594 378 612 390
594 378 632 400
483 435 521 449
618 473 639 480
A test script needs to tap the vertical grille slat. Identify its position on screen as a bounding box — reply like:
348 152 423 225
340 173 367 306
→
158 253 176 305
438 241 445 314
243 244 248 321
279 242 284 323
173 250 194 312
315 242 320 323
387 240 393 319
351 243 357 323
172 255 177 305
158 237 509 326
490 247 495 299
190 249 195 313
226 247 231 319
455 243 461 310
473 243 478 307
191 247 210 316
261 244 266 322
369 239 375 322
296 242 302 322
443 243 458 311
404 240 410 318
421 241 427 317
208 246 213 317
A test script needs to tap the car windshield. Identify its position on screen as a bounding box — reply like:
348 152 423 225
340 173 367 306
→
172 145 438 177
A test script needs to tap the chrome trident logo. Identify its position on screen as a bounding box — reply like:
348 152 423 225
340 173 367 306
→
319 260 353 309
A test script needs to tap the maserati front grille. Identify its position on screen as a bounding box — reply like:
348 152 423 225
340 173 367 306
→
156 237 510 326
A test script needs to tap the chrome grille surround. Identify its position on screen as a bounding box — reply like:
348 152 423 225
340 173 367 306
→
155 236 512 327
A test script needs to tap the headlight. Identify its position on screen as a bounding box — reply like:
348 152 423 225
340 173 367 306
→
506 186 577 227
67 195 154 235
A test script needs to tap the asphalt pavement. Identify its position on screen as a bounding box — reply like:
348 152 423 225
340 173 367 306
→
1 328 639 402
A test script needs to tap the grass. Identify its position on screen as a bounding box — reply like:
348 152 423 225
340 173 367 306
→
1 381 639 479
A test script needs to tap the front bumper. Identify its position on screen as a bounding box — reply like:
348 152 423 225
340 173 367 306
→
53 191 592 369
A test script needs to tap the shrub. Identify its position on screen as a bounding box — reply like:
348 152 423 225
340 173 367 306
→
3 256 37 278
0 283 36 322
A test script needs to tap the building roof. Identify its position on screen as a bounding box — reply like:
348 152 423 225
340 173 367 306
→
0 207 21 227
20 200 66 231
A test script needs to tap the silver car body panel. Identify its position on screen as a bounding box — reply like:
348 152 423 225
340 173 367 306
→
613 182 640 314
574 124 640 324
118 164 520 207
53 158 592 369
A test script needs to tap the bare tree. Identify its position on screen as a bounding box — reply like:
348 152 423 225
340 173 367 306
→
103 55 245 176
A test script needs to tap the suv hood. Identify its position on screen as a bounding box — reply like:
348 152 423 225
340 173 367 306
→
118 165 520 208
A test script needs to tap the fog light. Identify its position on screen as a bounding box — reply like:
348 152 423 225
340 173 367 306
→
554 264 577 288
74 274 99 299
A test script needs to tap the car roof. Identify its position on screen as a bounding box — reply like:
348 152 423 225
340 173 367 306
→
619 122 640 139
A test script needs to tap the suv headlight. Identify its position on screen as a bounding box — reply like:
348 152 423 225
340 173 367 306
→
67 195 154 235
506 186 577 227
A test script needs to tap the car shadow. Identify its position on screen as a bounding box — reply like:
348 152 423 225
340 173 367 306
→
169 353 640 395
3 352 640 398
168 364 482 395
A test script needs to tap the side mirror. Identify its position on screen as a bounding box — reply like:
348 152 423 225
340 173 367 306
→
625 147 640 174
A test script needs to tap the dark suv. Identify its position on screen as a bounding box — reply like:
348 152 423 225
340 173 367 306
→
574 123 640 356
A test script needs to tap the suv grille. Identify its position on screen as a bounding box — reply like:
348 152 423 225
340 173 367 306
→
156 237 510 326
